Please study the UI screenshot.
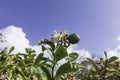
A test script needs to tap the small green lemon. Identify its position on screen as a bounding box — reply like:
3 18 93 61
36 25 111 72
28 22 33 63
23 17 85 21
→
67 33 80 44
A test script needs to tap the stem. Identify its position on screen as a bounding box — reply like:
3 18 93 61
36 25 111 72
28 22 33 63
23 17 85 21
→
52 64 55 80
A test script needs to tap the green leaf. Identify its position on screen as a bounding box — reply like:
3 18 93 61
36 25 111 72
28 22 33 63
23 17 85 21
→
30 53 36 58
44 64 52 68
25 48 35 54
41 57 53 63
8 70 13 80
105 73 113 78
72 63 84 71
56 62 80 78
56 62 72 78
42 46 46 51
54 46 68 62
35 53 43 65
87 58 97 69
9 46 14 53
37 66 52 80
38 39 55 51
100 58 103 63
69 52 78 61
15 67 26 80
42 46 54 59
107 68 118 72
104 51 107 58
109 56 118 63
104 59 109 67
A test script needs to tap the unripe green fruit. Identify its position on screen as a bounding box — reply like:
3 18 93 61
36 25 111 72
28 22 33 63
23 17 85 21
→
90 67 97 73
67 33 80 44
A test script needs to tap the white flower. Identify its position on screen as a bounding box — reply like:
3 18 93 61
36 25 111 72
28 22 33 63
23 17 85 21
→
51 30 60 42
51 30 68 42
59 30 68 41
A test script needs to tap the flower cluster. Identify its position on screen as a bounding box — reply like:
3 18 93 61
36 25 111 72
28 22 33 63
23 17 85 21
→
51 30 68 42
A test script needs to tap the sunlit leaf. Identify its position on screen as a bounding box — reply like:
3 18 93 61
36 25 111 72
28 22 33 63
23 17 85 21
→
69 52 78 61
72 63 84 72
56 62 72 78
15 67 26 80
87 58 97 69
35 53 43 65
36 66 52 80
104 51 107 58
38 39 55 51
42 46 54 59
104 59 109 67
42 46 46 51
100 58 103 64
9 46 14 53
54 46 68 62
25 48 35 54
109 56 118 63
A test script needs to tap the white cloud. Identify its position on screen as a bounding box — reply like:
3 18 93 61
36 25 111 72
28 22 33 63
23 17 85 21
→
0 25 91 63
107 36 120 58
67 45 91 62
117 36 120 42
0 25 42 54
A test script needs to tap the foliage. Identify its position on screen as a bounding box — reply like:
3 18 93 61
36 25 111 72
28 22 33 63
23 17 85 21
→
0 30 80 80
0 33 6 43
76 51 120 80
38 30 80 80
0 30 120 80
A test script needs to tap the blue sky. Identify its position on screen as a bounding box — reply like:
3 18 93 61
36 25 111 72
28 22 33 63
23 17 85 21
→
0 0 120 57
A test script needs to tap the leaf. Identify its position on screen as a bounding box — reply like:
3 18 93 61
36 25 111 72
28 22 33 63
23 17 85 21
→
35 54 53 65
105 73 113 78
72 63 84 72
69 52 78 61
56 62 72 77
104 51 107 58
44 64 52 68
35 53 43 65
107 68 118 72
56 62 80 78
36 66 52 80
104 59 109 67
43 46 54 59
38 39 55 51
30 53 36 58
100 58 103 64
87 58 97 69
54 46 68 62
42 46 46 51
9 46 14 53
15 67 26 80
41 57 53 63
8 70 13 80
109 56 118 63
25 48 35 54
26 48 30 54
